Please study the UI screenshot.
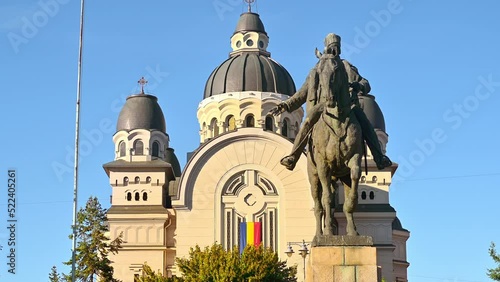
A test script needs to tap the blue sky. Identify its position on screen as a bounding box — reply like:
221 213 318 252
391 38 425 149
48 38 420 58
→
1 0 500 281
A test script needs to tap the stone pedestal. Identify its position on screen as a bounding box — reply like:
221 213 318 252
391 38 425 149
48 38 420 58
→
306 236 381 282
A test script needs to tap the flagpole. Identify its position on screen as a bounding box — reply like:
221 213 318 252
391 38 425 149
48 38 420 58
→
72 0 85 280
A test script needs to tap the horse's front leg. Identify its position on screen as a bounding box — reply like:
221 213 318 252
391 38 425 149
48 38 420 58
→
317 162 334 236
308 157 323 237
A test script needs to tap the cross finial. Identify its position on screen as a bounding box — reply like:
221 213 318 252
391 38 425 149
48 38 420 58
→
245 0 255 12
137 76 148 94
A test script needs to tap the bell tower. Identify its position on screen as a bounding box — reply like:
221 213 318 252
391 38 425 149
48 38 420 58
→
104 79 181 281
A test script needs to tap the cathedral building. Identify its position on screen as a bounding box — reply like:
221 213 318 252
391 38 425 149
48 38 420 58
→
103 9 409 282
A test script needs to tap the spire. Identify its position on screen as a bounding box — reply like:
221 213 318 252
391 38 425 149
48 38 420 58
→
137 76 148 94
245 0 255 12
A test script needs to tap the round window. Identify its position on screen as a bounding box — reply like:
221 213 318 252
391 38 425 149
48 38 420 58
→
236 40 242 48
246 39 254 47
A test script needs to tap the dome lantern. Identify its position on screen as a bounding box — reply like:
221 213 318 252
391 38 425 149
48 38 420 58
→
204 11 296 98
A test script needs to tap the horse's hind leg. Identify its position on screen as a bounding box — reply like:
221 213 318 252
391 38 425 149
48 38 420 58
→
341 156 361 236
308 159 323 237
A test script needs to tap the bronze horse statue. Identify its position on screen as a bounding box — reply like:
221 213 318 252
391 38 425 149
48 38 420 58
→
306 53 363 237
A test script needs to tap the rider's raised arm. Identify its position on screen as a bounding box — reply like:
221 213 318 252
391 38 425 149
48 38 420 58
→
284 68 315 112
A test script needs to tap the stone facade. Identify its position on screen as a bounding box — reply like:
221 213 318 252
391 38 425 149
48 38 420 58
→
103 9 409 282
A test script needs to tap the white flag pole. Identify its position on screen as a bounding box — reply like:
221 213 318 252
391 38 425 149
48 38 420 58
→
71 0 85 280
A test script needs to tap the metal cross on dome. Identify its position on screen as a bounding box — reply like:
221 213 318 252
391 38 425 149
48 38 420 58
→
137 76 148 94
245 0 255 12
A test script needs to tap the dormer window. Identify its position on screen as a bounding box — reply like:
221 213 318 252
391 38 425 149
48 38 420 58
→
265 116 273 131
245 115 255 127
124 177 129 186
226 115 236 131
134 140 144 155
119 141 126 157
211 118 219 137
152 141 160 157
282 119 289 137
135 177 140 184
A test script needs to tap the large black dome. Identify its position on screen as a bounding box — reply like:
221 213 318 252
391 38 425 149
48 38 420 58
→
116 94 166 132
204 52 296 98
358 94 386 132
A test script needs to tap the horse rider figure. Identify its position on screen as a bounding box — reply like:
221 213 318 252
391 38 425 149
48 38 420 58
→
271 33 392 171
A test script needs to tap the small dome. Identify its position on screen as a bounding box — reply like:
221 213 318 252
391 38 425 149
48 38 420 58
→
234 12 267 35
358 94 386 132
204 52 296 98
116 94 166 132
392 217 407 231
165 148 181 177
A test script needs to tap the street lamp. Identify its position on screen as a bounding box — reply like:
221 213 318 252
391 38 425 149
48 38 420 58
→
285 240 310 281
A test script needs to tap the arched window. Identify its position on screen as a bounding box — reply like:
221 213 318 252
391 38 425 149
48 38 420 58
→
295 122 299 136
202 122 207 139
369 191 375 200
152 141 160 157
143 192 148 201
265 116 273 131
211 118 219 137
126 192 132 201
135 176 140 184
124 177 129 186
282 119 289 137
245 115 255 127
226 115 236 131
361 191 367 200
134 140 144 155
135 192 140 201
119 141 126 157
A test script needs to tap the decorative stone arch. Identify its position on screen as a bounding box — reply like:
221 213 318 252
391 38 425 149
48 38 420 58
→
173 128 315 261
215 165 282 251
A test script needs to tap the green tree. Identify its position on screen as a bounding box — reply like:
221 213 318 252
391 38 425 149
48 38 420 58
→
175 243 297 282
49 265 61 282
488 242 500 280
134 263 183 282
65 196 123 282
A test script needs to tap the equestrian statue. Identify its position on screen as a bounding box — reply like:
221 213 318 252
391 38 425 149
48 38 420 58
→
270 34 392 237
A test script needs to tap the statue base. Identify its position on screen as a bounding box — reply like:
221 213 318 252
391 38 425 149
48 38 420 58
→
306 236 381 282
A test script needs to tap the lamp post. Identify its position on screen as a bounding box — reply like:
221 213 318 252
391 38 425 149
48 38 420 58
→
285 240 310 282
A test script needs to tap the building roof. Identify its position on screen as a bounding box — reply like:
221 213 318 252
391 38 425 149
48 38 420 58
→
165 148 182 177
233 12 267 35
204 52 296 98
392 216 409 232
116 94 166 132
203 12 296 98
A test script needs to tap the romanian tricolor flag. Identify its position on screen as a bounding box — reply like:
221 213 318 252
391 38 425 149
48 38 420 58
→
239 222 262 253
